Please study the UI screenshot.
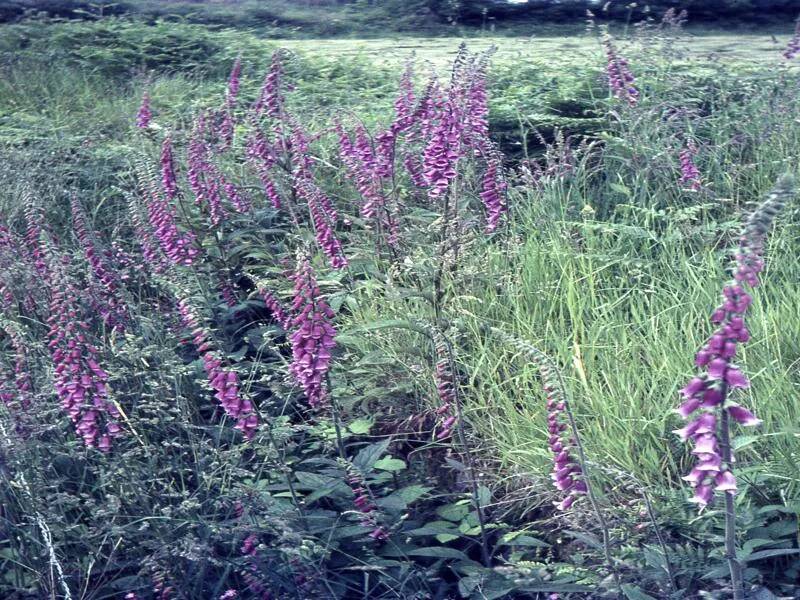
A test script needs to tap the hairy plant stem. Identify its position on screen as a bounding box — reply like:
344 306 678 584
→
719 390 745 600
641 487 677 594
554 365 620 594
439 330 491 568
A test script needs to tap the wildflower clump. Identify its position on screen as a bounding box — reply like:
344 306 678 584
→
676 174 794 507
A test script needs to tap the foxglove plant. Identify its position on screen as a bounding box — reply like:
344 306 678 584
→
294 179 348 270
47 259 122 451
676 174 793 599
71 196 128 331
160 136 178 201
678 141 702 191
480 155 508 232
177 297 258 439
341 460 389 541
288 256 336 409
603 35 639 106
139 162 200 266
422 97 461 200
0 323 33 419
254 51 284 118
136 90 152 128
259 287 291 329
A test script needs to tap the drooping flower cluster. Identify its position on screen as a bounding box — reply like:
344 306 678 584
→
783 19 800 60
47 260 122 451
177 297 258 439
603 36 639 106
128 194 168 274
678 141 702 191
342 460 389 541
71 196 128 332
480 155 508 232
288 256 336 408
187 114 251 225
422 96 461 200
136 90 152 128
543 363 587 510
676 174 793 507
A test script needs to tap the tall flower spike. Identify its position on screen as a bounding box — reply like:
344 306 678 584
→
161 136 178 201
47 258 121 450
603 35 639 106
177 297 258 439
676 174 794 508
480 154 508 232
422 96 461 200
71 196 128 332
254 51 284 118
288 255 337 408
136 90 152 128
341 459 389 541
138 160 199 266
492 327 587 510
679 141 702 191
295 179 348 270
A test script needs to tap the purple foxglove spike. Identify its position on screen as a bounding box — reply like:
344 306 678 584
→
136 90 152 128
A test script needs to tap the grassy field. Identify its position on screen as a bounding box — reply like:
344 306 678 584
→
1 10 800 599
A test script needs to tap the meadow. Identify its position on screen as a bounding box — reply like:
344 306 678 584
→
1 7 800 600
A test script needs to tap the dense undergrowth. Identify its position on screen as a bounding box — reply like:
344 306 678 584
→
1 9 800 600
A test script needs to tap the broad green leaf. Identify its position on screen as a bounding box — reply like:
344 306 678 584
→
352 439 391 472
407 547 469 560
374 457 406 472
621 584 658 600
347 418 373 435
